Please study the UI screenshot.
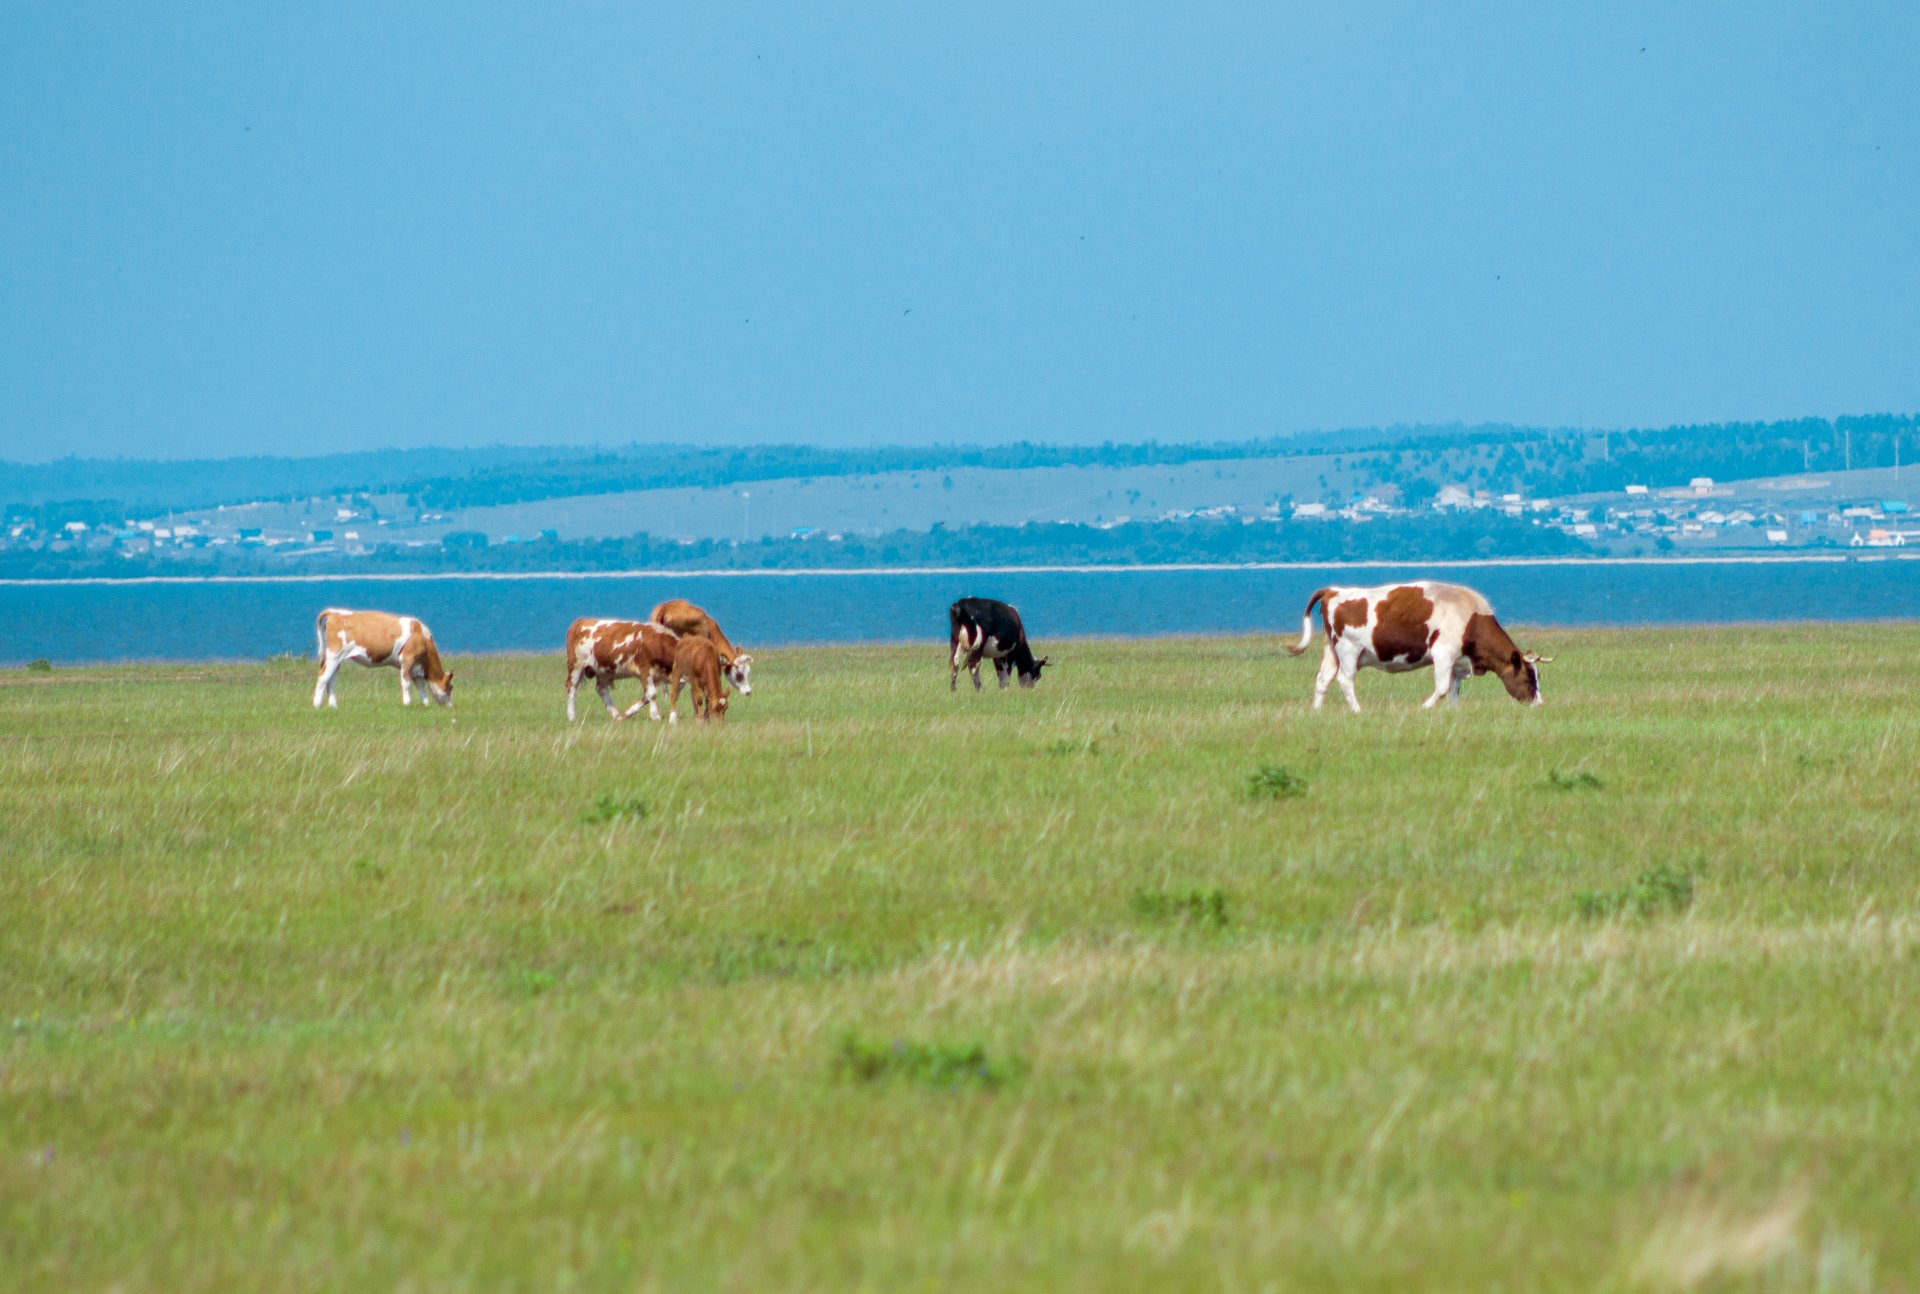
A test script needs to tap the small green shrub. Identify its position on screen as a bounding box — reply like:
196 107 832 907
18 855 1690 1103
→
351 858 387 883
1547 769 1604 791
25 659 52 673
507 967 557 997
835 1035 1027 1090
1246 764 1307 800
1131 887 1230 929
1574 866 1693 920
583 794 649 825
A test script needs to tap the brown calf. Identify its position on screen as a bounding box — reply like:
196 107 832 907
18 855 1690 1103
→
564 617 680 721
667 635 731 723
313 608 453 709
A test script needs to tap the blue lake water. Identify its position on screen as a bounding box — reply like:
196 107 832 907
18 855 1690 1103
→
2 559 1916 665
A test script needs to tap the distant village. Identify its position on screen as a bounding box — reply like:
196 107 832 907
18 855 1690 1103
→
1203 476 1917 551
5 472 1917 567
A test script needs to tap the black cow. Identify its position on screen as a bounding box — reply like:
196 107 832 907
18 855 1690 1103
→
949 597 1050 690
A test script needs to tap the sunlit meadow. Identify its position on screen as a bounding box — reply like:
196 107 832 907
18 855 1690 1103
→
4 627 1917 1291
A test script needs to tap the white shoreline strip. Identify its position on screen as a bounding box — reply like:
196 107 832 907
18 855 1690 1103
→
2 552 1917 588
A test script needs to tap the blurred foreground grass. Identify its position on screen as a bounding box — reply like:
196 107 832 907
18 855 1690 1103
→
3 628 1917 1291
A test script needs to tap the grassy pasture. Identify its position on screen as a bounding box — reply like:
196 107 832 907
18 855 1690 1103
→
3 627 1918 1291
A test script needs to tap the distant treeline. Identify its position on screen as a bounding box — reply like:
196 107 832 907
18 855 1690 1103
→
1344 413 1920 500
0 445 563 514
0 513 1587 580
395 433 1474 511
392 416 1920 509
8 412 1916 521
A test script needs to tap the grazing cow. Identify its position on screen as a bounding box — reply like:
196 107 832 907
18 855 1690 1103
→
949 597 1050 691
564 618 680 721
648 599 753 698
312 609 453 709
1284 581 1553 712
666 635 736 724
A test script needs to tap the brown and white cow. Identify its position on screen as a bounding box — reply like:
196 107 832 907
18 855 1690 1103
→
564 618 680 721
667 635 733 724
648 599 753 699
313 609 453 709
1285 581 1553 712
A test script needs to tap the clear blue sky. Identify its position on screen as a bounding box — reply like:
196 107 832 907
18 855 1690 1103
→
3 3 1916 461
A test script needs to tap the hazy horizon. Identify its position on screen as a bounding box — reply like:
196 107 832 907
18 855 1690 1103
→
6 5 1919 462
3 406 1918 471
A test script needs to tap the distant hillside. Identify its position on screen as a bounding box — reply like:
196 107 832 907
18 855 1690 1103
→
0 444 570 512
1336 413 1920 502
6 414 1915 520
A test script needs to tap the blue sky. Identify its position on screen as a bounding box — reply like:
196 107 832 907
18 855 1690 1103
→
2 3 1916 461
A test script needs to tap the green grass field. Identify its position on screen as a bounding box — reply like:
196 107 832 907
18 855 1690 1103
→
4 628 1917 1291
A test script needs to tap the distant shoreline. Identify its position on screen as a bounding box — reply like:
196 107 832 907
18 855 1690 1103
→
1 552 1917 587
6 552 1920 586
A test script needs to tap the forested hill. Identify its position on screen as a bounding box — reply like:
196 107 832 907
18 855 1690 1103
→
4 412 1917 515
0 445 563 513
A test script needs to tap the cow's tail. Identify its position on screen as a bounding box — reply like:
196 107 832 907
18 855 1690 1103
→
314 609 330 660
1285 588 1334 656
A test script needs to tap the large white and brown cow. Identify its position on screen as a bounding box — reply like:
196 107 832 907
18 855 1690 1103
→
1285 581 1552 711
648 599 753 700
313 609 453 709
564 618 682 721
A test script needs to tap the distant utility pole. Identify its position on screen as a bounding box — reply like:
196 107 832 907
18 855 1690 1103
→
1845 428 1852 472
1803 440 1810 472
741 490 751 543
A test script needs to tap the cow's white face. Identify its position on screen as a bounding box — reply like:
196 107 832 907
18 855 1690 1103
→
431 672 454 706
728 654 753 696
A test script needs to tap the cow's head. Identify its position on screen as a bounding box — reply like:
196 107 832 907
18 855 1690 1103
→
1465 612 1550 706
431 671 455 706
1018 656 1051 688
1494 650 1552 705
726 653 753 697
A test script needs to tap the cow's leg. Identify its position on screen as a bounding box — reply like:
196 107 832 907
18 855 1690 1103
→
399 668 413 707
1311 644 1338 710
667 672 684 725
1421 650 1458 710
1335 646 1363 714
950 636 964 691
995 658 1012 689
596 676 624 720
313 652 345 709
1447 659 1470 706
619 671 662 721
565 664 585 722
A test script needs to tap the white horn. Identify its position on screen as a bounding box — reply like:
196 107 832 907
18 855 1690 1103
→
1524 652 1555 665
